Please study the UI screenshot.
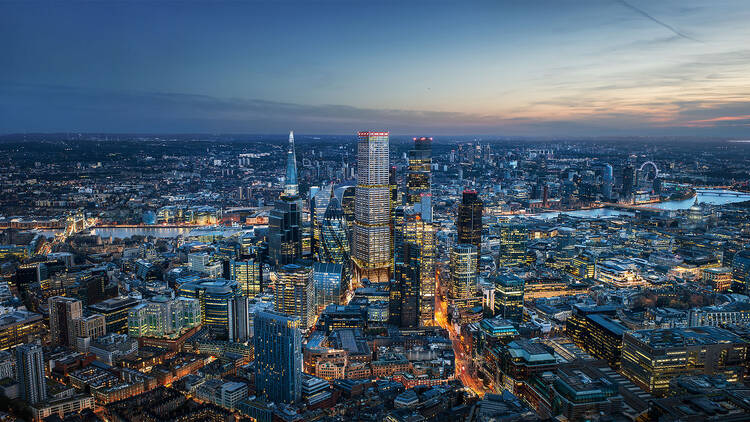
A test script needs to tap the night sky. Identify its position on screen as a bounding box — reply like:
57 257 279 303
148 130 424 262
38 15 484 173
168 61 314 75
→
2 0 749 137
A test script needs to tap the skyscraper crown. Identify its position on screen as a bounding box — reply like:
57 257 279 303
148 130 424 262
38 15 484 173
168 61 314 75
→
283 130 299 198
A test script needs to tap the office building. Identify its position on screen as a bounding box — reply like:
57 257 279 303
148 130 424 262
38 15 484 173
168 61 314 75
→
128 296 201 338
275 263 315 330
393 242 420 328
230 258 263 297
405 136 432 206
701 267 731 292
229 295 250 343
195 379 249 411
254 311 302 404
89 333 139 365
549 362 623 420
318 196 351 287
566 305 627 368
178 278 240 340
450 244 478 310
731 249 750 294
313 262 344 314
269 131 303 268
48 296 83 347
16 343 47 404
494 274 525 323
497 222 528 267
457 189 483 273
394 203 437 325
0 310 44 351
352 131 391 284
87 296 140 334
621 327 748 396
310 184 333 261
74 314 106 352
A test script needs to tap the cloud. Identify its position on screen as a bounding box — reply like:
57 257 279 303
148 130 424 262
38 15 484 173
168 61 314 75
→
615 0 701 42
1 82 750 137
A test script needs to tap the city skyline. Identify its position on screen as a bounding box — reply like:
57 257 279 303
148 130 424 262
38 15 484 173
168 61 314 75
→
2 1 750 137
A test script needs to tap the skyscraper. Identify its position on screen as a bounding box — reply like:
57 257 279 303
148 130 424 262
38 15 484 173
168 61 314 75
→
621 165 636 198
495 274 525 322
406 137 432 206
229 295 250 342
602 163 613 200
310 184 333 260
352 131 391 285
269 131 303 268
394 203 436 326
457 189 483 273
731 249 750 294
48 296 82 347
450 244 478 310
312 262 344 313
498 222 528 268
394 242 420 329
274 263 315 330
254 310 302 404
230 258 263 297
178 279 240 340
16 343 47 404
318 195 351 288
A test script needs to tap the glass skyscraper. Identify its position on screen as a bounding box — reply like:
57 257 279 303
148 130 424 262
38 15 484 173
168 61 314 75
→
274 263 315 330
269 131 303 268
731 249 750 294
393 242 421 328
406 136 432 206
352 131 391 285
398 206 436 326
312 262 344 313
457 189 483 273
450 244 478 310
318 195 351 287
178 278 239 340
254 310 302 404
230 258 263 297
495 274 525 322
498 222 528 267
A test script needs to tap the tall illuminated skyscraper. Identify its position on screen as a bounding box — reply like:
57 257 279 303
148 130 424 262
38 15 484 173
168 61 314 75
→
274 263 314 330
352 131 391 284
457 189 483 273
495 274 525 322
310 184 333 260
394 242 420 329
406 137 432 206
312 262 344 313
269 131 302 268
498 222 528 268
319 196 351 289
230 258 263 296
450 244 478 310
254 310 302 404
394 202 436 326
178 278 239 340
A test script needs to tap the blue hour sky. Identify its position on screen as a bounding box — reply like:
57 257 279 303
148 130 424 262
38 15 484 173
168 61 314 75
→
1 0 750 137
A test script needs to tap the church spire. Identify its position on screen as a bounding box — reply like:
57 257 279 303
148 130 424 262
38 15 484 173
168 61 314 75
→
282 131 299 198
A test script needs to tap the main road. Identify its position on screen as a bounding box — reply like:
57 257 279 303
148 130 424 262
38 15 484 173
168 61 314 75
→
434 273 487 397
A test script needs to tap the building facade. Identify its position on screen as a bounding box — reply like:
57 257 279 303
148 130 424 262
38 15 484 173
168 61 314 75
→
275 263 315 330
352 131 391 284
269 131 303 268
254 311 302 404
450 244 478 310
